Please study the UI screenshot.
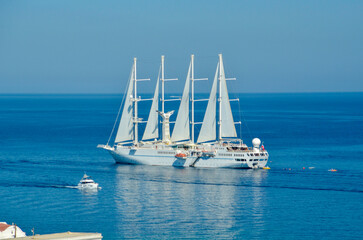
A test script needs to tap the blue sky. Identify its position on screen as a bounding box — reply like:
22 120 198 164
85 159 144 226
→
0 0 362 93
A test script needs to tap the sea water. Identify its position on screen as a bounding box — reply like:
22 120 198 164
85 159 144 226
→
0 93 362 239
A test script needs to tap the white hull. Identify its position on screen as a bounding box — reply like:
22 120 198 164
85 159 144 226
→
77 183 99 190
105 145 268 169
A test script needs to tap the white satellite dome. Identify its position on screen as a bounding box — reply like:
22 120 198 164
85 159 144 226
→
252 138 261 148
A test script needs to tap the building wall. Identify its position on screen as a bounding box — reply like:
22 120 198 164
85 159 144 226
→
0 225 26 239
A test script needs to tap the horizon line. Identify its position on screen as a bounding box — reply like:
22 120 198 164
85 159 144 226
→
0 91 362 96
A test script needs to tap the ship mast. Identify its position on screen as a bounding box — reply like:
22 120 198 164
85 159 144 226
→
134 58 138 143
161 56 179 113
218 54 222 141
191 54 208 143
191 55 195 142
132 58 151 144
217 53 240 141
161 56 165 113
160 55 178 141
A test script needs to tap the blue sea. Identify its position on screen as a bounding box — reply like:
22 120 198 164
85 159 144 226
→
0 93 362 239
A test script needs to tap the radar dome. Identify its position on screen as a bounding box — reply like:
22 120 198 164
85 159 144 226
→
252 138 261 148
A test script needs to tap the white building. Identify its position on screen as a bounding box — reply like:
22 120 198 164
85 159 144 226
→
0 222 26 239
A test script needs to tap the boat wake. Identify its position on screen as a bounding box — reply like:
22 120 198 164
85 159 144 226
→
0 182 79 189
64 185 79 189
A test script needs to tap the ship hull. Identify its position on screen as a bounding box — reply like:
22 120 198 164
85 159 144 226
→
108 147 268 169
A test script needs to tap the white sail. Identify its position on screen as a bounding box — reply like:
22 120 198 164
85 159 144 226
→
197 62 219 143
171 63 191 142
115 65 135 143
219 57 237 138
142 76 159 140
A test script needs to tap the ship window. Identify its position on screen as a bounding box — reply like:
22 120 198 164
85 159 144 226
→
219 153 233 157
259 159 264 161
249 159 253 162
254 153 259 156
254 159 258 161
157 151 175 155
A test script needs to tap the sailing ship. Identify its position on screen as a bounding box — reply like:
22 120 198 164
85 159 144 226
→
98 54 269 168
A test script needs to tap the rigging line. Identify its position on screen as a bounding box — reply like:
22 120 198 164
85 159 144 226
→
236 93 243 139
239 99 253 141
229 76 243 140
107 65 134 146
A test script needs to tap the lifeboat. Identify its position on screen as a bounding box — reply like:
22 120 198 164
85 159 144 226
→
175 152 187 160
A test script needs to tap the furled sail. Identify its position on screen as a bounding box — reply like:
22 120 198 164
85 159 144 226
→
197 62 219 143
115 65 135 143
142 75 159 140
219 57 237 138
171 63 191 142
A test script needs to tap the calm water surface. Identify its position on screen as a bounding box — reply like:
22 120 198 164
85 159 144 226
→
0 93 362 239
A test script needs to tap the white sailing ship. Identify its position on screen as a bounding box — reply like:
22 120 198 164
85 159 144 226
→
98 54 269 168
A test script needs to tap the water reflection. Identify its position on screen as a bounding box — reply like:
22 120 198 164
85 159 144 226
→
114 165 268 239
78 188 99 196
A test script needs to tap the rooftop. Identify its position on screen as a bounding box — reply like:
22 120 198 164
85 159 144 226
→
0 222 10 232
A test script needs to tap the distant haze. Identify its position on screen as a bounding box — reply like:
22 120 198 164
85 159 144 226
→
0 0 362 94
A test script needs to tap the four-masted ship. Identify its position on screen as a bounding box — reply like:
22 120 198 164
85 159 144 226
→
98 54 269 168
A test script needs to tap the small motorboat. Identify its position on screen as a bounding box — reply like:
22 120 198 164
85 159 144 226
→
78 174 101 190
328 169 337 172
